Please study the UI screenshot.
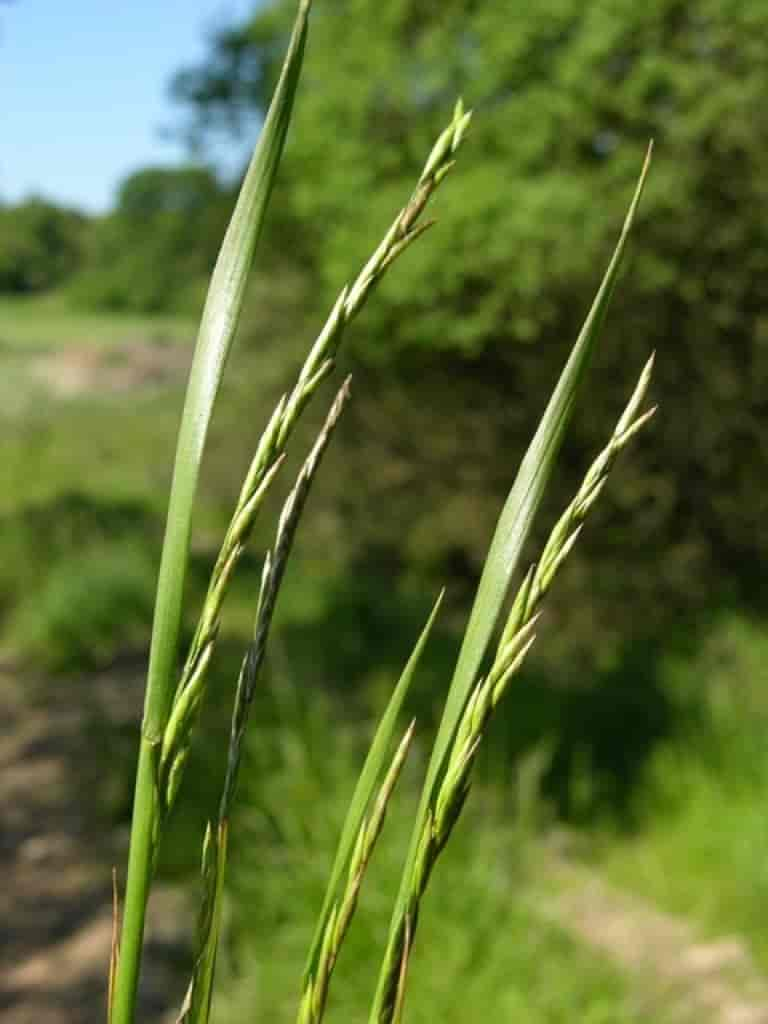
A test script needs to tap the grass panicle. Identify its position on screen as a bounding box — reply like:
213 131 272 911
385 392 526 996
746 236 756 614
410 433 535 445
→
221 378 353 812
157 101 472 825
369 356 656 1024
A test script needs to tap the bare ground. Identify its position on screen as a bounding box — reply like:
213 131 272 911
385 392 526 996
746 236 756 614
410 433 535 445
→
540 854 768 1024
0 665 189 1024
28 341 190 398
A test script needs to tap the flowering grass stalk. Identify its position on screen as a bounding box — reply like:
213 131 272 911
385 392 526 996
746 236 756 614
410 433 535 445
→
113 3 474 1017
368 141 652 1024
172 95 475 1020
108 1 654 1019
296 721 415 1024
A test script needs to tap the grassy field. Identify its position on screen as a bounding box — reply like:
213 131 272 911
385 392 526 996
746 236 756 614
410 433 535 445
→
0 292 195 351
3 293 768 1022
597 614 768 970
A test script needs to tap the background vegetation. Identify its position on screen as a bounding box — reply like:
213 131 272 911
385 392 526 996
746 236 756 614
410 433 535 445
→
2 0 767 1020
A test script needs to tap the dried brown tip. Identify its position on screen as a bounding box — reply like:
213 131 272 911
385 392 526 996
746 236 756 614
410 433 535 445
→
108 868 121 1024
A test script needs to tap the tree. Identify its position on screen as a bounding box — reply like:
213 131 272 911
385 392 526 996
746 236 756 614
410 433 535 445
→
171 0 768 657
75 165 231 313
0 198 87 293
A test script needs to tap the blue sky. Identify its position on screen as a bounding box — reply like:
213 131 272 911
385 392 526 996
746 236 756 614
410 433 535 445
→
1 1 259 212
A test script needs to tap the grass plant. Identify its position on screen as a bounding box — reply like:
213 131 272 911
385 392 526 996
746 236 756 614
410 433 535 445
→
107 2 654 1021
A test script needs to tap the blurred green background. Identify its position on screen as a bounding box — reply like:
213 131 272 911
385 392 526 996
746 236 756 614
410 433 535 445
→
3 1 768 1021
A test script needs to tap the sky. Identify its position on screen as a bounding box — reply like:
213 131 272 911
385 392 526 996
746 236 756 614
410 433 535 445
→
0 1 259 212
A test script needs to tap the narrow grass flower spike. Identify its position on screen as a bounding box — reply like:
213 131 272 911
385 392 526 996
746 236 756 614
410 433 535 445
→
169 99 474 1023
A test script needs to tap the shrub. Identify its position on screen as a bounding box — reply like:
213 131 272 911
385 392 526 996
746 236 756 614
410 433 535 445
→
12 542 155 672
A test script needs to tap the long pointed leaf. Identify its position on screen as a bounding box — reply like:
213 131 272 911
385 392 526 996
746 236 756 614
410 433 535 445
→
144 0 312 742
113 6 312 1023
424 145 652 802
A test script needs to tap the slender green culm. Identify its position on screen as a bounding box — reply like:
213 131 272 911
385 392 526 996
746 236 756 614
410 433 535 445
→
370 356 656 1023
112 5 313 1022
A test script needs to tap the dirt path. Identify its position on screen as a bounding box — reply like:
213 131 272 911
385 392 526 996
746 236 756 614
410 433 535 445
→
541 855 768 1024
27 341 189 398
0 666 188 1024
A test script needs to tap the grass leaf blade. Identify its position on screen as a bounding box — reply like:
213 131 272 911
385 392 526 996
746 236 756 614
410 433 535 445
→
143 0 312 743
113 6 312 1023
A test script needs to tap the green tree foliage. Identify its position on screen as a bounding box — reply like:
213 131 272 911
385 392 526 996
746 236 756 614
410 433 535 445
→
172 0 768 656
74 165 232 313
0 197 87 293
